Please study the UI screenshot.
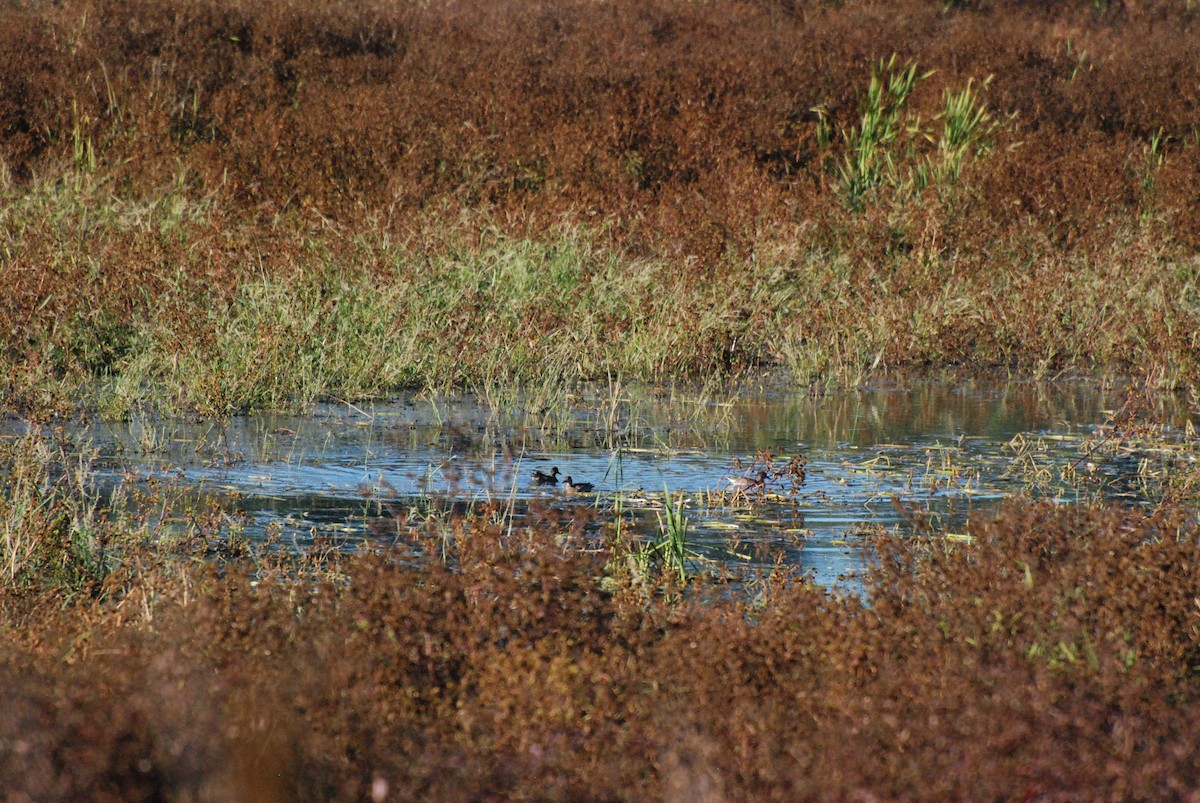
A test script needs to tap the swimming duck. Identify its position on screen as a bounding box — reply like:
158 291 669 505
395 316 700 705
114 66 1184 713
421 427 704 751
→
563 476 595 494
531 466 561 486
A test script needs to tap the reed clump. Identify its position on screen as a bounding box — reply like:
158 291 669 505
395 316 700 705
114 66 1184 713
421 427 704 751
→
0 430 109 592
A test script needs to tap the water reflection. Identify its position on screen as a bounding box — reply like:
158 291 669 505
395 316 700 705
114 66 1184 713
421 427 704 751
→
9 379 1194 588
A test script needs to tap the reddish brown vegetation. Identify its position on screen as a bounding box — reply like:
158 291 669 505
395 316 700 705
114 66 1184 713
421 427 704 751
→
3 503 1200 799
3 0 1200 402
2 0 1199 246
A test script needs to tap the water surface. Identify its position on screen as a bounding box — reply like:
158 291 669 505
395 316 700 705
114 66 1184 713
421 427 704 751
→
41 380 1197 587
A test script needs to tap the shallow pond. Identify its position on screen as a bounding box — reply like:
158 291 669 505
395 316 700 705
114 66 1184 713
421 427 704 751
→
36 379 1200 587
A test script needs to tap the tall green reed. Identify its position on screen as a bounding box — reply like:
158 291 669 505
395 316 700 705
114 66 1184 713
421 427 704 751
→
821 55 930 210
621 485 692 585
817 56 997 209
654 485 691 582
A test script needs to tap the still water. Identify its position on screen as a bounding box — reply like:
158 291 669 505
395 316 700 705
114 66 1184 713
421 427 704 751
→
64 380 1196 587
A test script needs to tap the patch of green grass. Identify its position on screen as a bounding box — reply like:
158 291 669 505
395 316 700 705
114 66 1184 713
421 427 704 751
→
0 431 108 593
3 155 1200 421
817 56 998 210
6 215 1200 420
77 226 790 417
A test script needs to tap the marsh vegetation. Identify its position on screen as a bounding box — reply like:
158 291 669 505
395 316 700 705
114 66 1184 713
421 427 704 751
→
3 0 1200 417
3 0 1200 798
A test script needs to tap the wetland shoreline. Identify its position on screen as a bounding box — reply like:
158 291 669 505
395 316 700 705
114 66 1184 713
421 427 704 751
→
2 0 1199 420
4 379 1200 798
4 0 1200 796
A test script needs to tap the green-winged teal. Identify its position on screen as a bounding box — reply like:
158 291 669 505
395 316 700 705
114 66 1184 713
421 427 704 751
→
563 476 595 494
531 466 561 486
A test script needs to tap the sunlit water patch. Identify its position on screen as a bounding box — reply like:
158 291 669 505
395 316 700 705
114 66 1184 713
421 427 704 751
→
11 380 1194 588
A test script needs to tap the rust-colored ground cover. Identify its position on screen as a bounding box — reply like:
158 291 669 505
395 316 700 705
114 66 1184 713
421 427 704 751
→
3 503 1200 800
3 0 1200 412
2 0 1198 243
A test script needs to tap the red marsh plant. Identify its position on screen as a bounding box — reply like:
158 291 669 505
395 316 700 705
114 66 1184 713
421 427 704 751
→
2 500 1200 799
2 0 1200 411
1 0 1197 244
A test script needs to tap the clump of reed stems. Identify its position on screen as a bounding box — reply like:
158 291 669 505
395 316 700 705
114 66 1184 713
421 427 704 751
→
817 56 998 210
0 431 107 592
821 55 929 210
625 485 692 584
